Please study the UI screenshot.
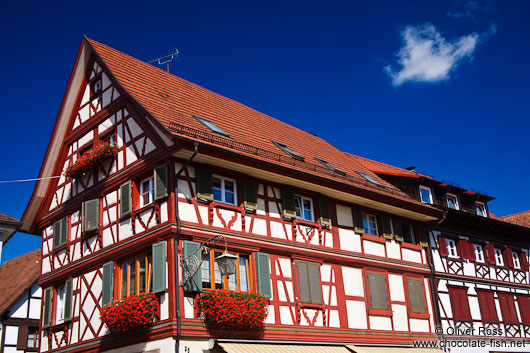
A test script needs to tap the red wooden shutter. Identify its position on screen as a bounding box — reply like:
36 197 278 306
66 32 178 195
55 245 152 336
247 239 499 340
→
449 287 471 320
478 291 498 321
438 237 448 257
459 239 469 260
517 296 530 324
498 293 518 323
468 243 476 262
484 244 496 265
504 248 514 268
520 252 529 271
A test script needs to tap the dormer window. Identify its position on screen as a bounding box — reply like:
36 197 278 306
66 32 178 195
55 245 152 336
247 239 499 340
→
419 186 433 204
357 171 382 186
273 141 304 160
194 115 229 137
446 193 459 210
475 202 487 217
315 158 346 176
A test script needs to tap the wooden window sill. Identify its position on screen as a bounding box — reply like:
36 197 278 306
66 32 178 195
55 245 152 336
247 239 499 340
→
368 308 393 317
409 312 430 319
362 234 386 244
401 242 422 251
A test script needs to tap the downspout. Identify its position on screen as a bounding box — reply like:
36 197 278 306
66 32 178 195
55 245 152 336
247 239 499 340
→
426 209 447 351
174 142 199 353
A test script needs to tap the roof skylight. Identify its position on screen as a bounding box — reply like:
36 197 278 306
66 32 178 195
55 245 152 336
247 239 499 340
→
194 115 229 137
315 158 346 176
357 171 382 186
273 141 304 161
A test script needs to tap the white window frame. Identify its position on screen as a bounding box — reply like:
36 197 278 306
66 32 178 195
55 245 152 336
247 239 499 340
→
419 185 433 204
139 177 154 207
446 239 458 258
474 244 484 263
212 175 237 205
362 213 378 236
475 201 487 217
56 285 65 325
294 194 314 222
495 248 504 266
446 193 459 210
513 251 521 269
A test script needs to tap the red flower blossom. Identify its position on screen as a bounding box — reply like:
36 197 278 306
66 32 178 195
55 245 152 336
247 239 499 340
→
65 143 118 179
100 292 159 334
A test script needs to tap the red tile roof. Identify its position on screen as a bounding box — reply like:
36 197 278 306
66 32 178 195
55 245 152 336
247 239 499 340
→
87 39 433 207
501 211 530 227
0 212 21 225
347 155 432 179
0 249 41 316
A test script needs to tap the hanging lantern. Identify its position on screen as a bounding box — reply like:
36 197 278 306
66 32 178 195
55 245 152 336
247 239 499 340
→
215 252 238 276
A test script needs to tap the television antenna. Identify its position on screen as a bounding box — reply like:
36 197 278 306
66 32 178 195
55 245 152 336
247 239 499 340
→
148 49 179 72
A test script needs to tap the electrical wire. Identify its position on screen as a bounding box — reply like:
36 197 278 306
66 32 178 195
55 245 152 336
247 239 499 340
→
0 176 62 184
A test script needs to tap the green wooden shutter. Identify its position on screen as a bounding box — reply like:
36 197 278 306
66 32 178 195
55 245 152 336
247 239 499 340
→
42 287 53 328
53 219 62 249
195 164 213 201
83 199 99 232
154 164 169 200
183 240 202 292
392 218 403 241
378 274 389 310
318 195 331 227
102 262 114 305
352 206 364 234
119 181 132 218
64 279 73 322
367 273 380 309
297 261 311 303
256 252 272 298
243 177 258 210
152 241 167 293
418 224 429 247
417 280 426 312
406 278 419 312
381 214 393 238
308 262 322 304
60 217 68 246
281 186 296 218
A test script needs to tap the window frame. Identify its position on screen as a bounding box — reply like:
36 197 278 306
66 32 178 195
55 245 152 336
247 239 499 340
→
273 141 304 161
357 171 382 186
446 238 458 258
200 249 252 293
475 201 487 217
401 223 415 244
212 175 237 206
315 158 346 176
446 193 459 210
55 285 66 325
194 115 229 137
296 260 323 305
139 176 154 208
474 243 485 263
405 276 429 318
362 213 378 236
494 248 504 267
117 252 153 299
448 286 472 321
512 251 521 269
293 194 315 222
26 327 39 350
365 270 392 316
419 185 433 204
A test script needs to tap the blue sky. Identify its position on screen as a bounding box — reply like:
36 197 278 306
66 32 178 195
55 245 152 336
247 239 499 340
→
1 0 529 264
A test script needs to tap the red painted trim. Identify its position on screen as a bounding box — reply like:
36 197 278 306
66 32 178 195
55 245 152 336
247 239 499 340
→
362 233 386 244
401 242 422 251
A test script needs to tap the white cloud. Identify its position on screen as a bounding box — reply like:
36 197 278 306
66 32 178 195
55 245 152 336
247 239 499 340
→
385 24 479 86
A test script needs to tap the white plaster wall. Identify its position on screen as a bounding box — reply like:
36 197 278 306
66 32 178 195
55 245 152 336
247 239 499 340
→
102 337 176 353
369 315 392 330
386 241 401 260
392 304 408 331
402 248 422 263
388 274 405 302
342 267 364 297
346 300 367 329
363 239 386 257
338 228 361 253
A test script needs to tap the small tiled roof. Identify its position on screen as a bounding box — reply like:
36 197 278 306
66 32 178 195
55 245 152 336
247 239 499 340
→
501 211 530 228
347 155 431 179
0 249 40 316
87 39 434 207
0 212 22 225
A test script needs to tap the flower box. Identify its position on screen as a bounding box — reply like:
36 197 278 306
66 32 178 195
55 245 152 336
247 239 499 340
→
100 293 159 334
196 290 269 330
65 143 118 179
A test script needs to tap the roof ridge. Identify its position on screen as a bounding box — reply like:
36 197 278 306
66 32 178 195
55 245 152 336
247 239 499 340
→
501 210 530 218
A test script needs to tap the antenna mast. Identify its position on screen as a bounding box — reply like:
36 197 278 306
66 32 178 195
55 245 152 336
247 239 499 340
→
148 49 179 72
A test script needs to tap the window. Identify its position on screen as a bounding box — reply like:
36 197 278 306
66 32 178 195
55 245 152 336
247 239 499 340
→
194 115 229 137
446 193 459 210
27 327 39 349
498 293 518 324
474 244 484 263
517 296 530 324
406 278 427 314
367 272 389 312
448 287 471 321
201 250 251 292
56 285 65 325
53 216 69 249
273 141 304 160
212 176 236 205
140 177 154 207
419 186 433 204
315 158 346 176
119 253 153 298
362 213 378 236
101 131 117 145
494 248 504 266
90 77 102 96
294 195 314 222
402 223 415 243
357 171 382 186
512 251 521 269
297 260 322 304
475 202 487 217
477 290 498 322
446 239 458 258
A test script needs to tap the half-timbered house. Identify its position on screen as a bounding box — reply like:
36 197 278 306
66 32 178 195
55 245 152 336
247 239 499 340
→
21 38 447 353
354 155 530 353
0 213 22 264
